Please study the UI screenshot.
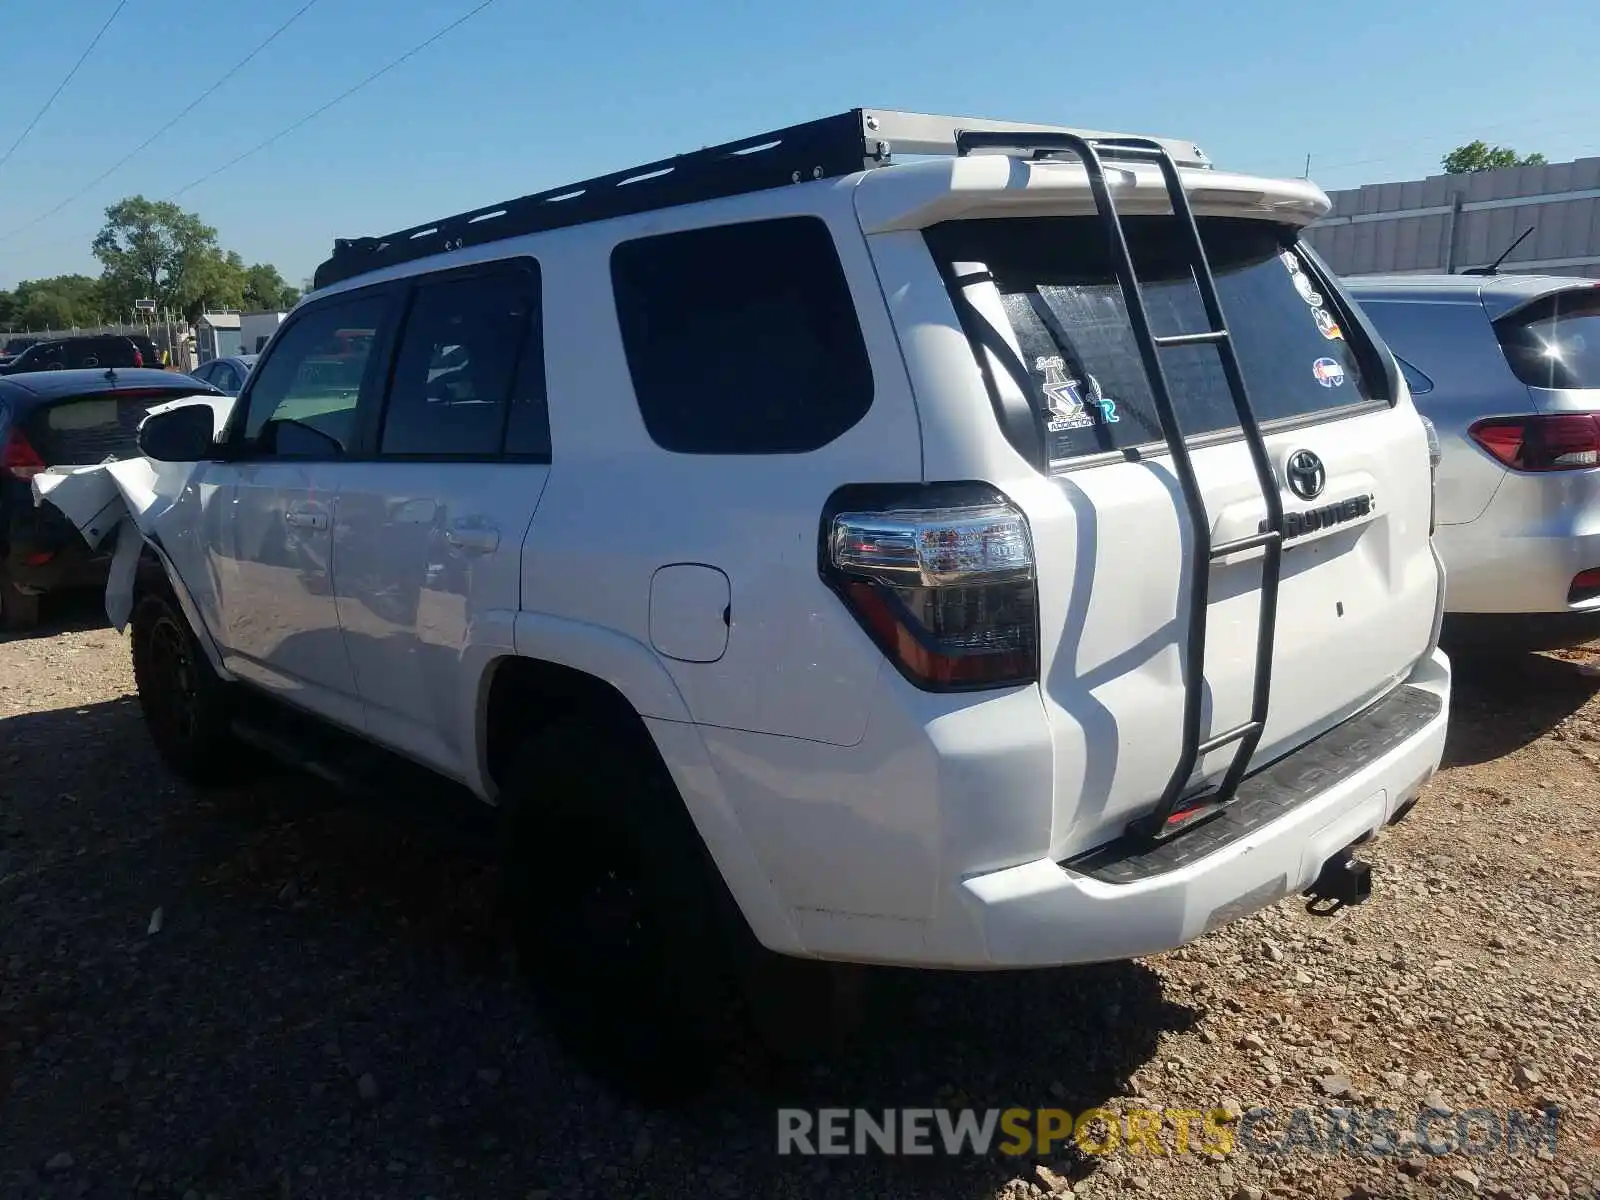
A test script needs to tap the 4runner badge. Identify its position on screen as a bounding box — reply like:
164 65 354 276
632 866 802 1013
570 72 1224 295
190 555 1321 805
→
1260 493 1376 541
1035 356 1119 430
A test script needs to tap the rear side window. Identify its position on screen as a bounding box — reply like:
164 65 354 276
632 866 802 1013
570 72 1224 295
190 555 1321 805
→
925 216 1377 467
1495 287 1600 390
379 264 545 458
1395 354 1434 395
610 216 874 454
65 338 138 369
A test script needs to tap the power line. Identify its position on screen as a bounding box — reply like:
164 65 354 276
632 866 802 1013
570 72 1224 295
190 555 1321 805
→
0 0 323 242
171 0 499 200
0 0 130 175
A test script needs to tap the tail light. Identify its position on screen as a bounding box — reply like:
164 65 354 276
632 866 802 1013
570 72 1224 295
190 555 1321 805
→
821 484 1038 691
1 427 46 480
1468 413 1600 472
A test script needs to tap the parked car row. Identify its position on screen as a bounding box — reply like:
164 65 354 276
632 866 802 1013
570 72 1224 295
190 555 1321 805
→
0 333 167 375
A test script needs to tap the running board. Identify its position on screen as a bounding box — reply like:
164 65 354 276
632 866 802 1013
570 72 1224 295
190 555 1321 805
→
1064 685 1441 885
229 699 496 853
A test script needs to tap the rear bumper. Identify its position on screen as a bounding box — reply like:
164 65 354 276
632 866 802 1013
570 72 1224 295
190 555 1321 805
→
1436 469 1600 614
694 647 1451 970
2 496 109 593
952 649 1448 966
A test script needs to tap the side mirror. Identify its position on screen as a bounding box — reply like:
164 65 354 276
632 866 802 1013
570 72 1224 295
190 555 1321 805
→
138 404 218 462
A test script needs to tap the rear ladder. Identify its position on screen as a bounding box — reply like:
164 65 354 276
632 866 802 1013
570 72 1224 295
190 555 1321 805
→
955 130 1287 844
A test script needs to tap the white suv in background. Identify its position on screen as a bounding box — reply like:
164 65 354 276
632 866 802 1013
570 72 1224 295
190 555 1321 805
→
66 108 1448 1100
1346 274 1600 648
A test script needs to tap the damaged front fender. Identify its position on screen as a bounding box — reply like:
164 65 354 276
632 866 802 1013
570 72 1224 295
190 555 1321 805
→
29 393 235 670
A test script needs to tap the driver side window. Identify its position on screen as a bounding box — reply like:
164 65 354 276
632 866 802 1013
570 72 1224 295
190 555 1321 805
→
240 295 387 459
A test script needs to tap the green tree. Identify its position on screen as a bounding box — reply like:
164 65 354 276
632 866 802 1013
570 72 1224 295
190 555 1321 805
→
242 262 299 310
91 195 240 321
10 275 107 328
1442 140 1548 174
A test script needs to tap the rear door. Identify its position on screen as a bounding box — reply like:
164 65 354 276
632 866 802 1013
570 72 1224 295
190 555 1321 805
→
331 260 548 780
908 213 1438 854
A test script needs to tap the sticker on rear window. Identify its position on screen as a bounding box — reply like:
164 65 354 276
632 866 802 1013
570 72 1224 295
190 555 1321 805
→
1036 356 1119 430
1312 307 1343 341
1281 250 1302 272
1312 357 1346 388
1292 271 1324 307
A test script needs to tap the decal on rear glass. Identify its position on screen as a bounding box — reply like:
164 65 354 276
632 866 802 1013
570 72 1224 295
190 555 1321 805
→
1281 250 1302 272
1312 307 1344 341
1292 271 1324 307
1036 356 1120 430
1312 357 1346 388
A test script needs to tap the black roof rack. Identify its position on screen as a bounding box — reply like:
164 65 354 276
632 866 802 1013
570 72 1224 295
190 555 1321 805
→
312 108 1211 291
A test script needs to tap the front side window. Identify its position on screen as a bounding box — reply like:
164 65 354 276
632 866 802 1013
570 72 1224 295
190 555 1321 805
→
1495 287 1600 391
925 216 1380 467
239 294 387 458
610 216 874 455
379 266 542 458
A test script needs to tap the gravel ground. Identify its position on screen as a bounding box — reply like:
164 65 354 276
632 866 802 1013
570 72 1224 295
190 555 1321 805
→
3 599 1599 1200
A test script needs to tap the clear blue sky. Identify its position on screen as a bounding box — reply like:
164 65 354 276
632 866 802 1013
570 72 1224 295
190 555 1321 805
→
2 0 1597 291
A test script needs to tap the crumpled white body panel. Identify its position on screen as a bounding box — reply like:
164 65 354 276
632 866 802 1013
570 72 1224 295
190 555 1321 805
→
29 393 235 631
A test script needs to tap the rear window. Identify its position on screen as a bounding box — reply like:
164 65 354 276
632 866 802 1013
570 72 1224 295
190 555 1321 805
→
924 216 1377 466
24 390 194 464
1494 287 1600 391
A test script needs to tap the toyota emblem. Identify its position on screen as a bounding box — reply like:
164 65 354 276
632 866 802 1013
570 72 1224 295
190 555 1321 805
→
1285 449 1326 500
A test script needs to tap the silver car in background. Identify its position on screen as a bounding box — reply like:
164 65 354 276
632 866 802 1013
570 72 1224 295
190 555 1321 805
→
1345 273 1600 649
188 354 257 396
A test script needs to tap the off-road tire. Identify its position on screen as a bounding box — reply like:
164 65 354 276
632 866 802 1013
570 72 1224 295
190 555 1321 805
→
500 718 867 1103
499 720 764 1103
130 588 243 785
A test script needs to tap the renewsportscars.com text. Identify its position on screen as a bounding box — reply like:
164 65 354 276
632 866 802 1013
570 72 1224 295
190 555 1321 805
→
776 1105 1562 1159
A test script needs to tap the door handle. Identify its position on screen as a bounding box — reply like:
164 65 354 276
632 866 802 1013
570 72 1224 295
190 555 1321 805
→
444 524 500 553
284 511 329 531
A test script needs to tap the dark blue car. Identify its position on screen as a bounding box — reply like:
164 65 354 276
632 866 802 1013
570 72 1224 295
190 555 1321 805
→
0 368 223 629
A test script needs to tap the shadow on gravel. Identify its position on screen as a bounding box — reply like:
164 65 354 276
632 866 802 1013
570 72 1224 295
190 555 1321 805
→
1440 644 1600 768
0 586 110 645
1 691 1188 1200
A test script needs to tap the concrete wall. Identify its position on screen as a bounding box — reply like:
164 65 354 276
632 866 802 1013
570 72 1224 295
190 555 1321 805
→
1302 157 1600 280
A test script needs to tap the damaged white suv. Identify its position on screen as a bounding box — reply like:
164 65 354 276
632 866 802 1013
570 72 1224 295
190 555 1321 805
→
50 109 1450 1097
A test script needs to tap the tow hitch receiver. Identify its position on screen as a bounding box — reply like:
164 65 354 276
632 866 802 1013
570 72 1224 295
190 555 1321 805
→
1304 847 1373 914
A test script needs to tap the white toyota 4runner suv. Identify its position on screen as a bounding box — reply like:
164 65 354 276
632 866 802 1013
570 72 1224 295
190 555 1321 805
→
118 109 1450 1096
